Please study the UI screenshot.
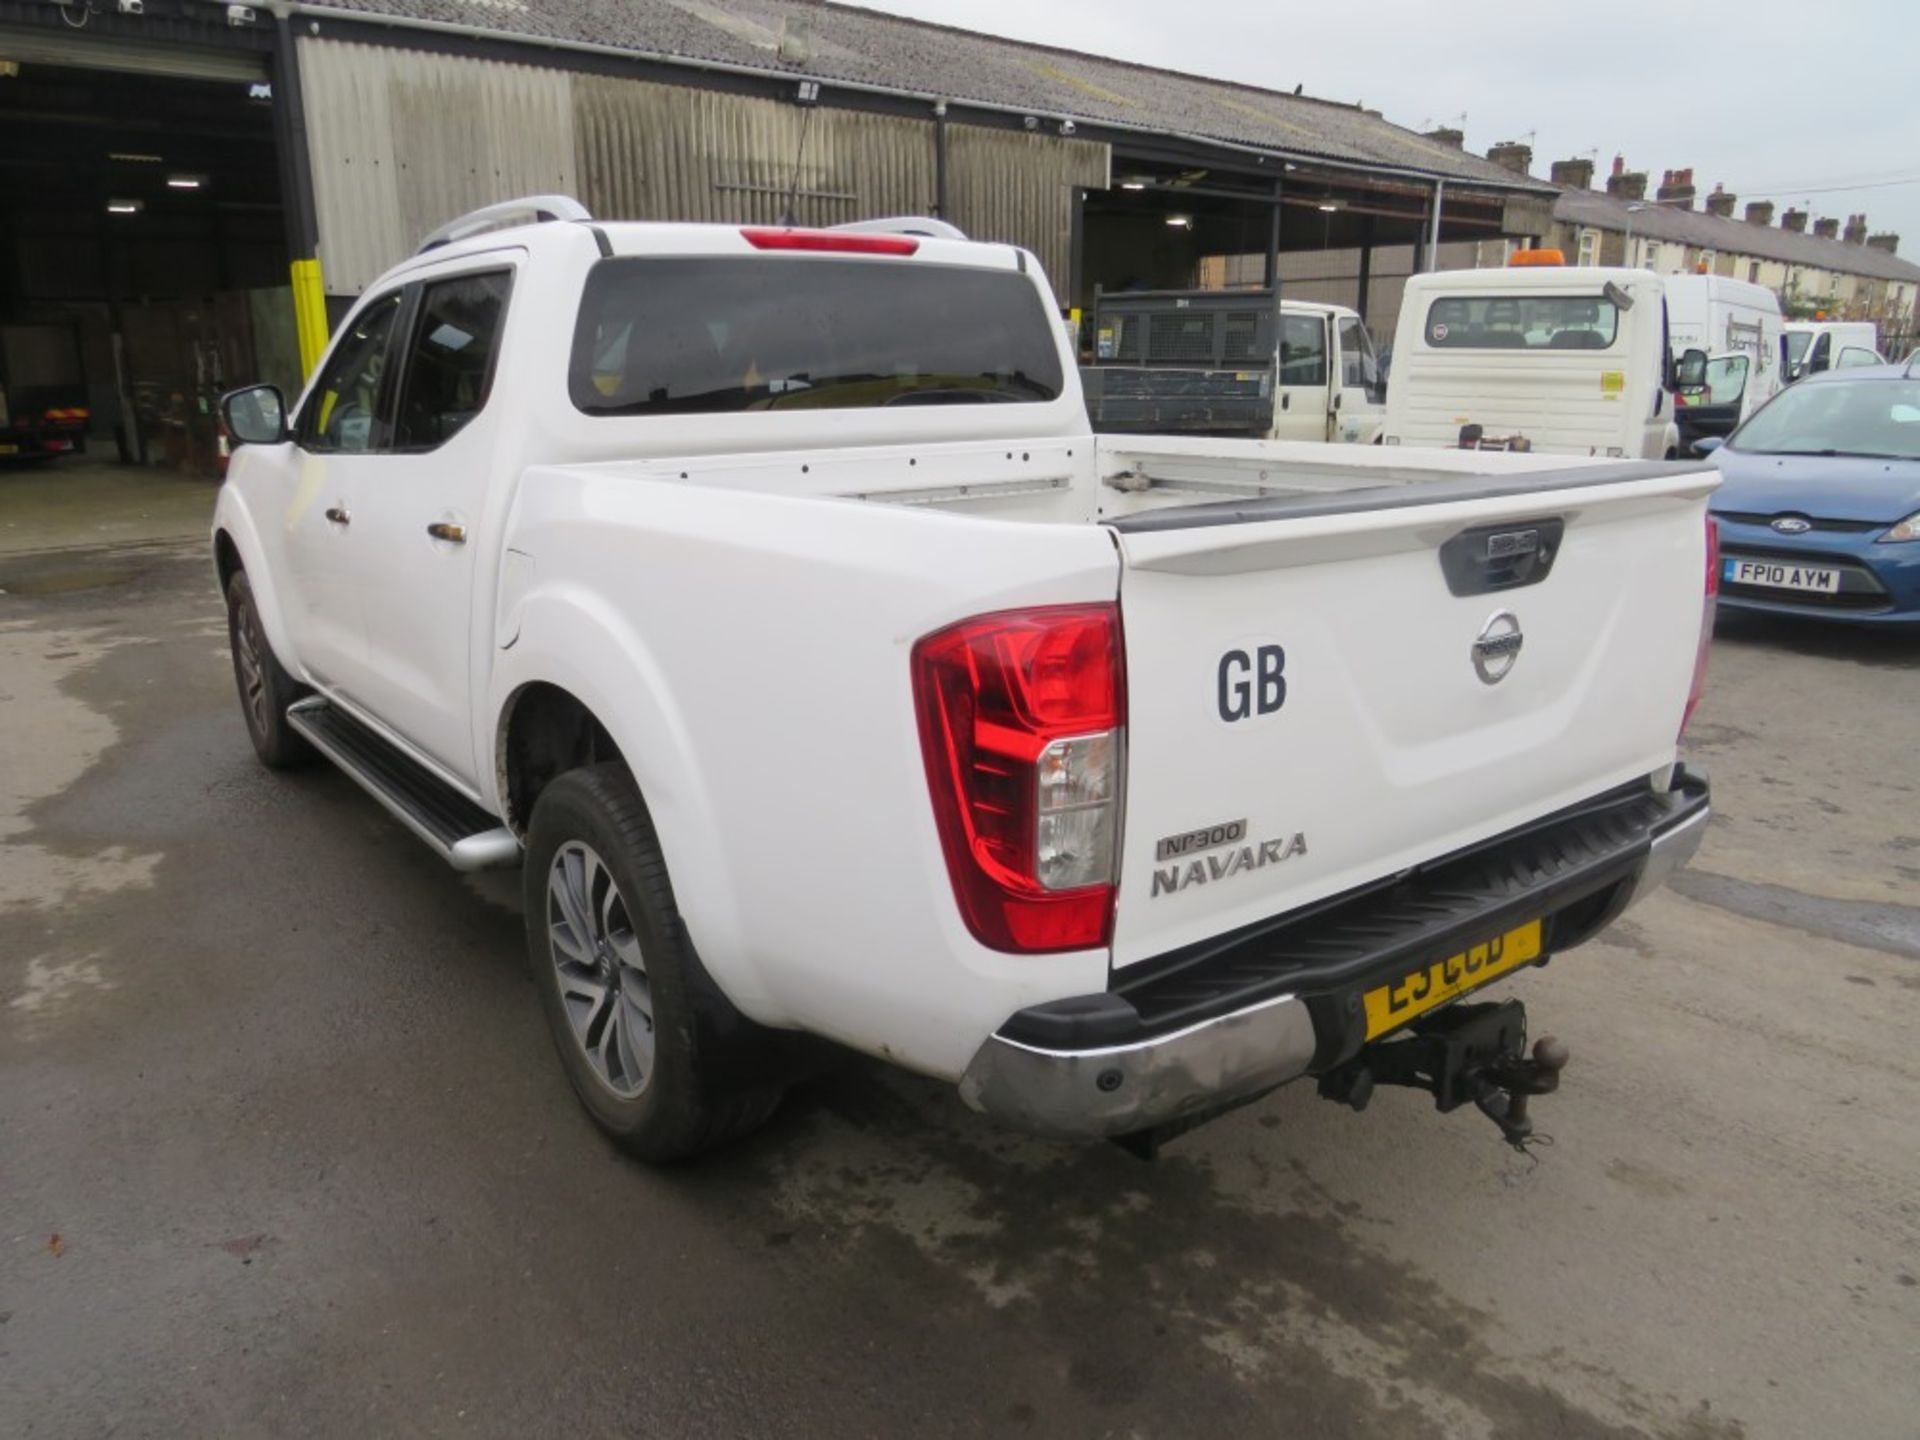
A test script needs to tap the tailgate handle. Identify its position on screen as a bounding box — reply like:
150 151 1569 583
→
1438 518 1566 597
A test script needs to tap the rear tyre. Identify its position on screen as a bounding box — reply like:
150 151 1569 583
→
523 764 782 1162
225 569 315 769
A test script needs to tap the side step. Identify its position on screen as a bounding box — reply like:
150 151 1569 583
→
286 698 520 871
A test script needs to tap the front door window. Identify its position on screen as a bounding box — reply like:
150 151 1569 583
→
298 291 404 453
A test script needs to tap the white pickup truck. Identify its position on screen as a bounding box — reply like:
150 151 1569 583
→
214 197 1716 1161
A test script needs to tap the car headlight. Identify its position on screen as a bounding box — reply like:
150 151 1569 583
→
1880 512 1920 544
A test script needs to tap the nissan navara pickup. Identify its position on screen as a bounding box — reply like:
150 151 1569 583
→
212 198 1715 1161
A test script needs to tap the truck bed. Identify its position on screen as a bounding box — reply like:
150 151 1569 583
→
522 435 1712 1047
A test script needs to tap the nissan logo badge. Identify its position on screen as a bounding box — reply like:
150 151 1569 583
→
1472 611 1524 685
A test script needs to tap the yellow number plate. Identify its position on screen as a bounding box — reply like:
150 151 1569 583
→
1363 921 1544 1040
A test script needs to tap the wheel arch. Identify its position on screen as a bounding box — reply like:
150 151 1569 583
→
494 680 626 839
211 502 299 671
214 528 243 592
485 601 769 1020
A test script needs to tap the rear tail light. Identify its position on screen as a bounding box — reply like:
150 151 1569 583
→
1680 515 1719 739
741 226 918 256
912 604 1124 953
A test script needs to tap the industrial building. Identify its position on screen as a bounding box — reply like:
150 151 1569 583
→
0 0 1553 469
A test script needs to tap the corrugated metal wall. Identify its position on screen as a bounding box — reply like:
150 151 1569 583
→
300 40 576 294
300 39 1108 301
946 128 1109 297
574 77 935 231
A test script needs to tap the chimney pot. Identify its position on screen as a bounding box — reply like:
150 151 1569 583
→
1744 200 1775 226
1705 185 1736 218
1655 165 1697 208
1611 154 1625 178
1486 141 1533 176
1782 208 1809 233
1843 214 1869 245
1607 168 1648 201
1812 216 1840 240
1550 156 1595 190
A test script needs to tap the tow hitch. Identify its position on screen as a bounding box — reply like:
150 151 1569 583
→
1316 1000 1569 1149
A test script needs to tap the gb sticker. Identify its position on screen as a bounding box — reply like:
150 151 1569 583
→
1217 644 1287 723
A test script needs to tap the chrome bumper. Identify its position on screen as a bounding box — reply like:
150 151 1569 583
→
958 993 1318 1140
1622 801 1711 912
960 776 1711 1140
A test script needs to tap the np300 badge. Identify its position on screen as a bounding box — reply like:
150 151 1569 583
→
1471 611 1524 685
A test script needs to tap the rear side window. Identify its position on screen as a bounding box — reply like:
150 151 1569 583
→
1424 295 1620 350
569 256 1063 416
395 270 512 450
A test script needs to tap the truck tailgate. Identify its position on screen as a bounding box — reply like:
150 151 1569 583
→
1105 463 1715 968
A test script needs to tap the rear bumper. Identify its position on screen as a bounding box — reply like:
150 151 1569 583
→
0 431 81 458
959 768 1710 1139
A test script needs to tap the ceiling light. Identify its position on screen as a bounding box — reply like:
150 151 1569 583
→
167 175 204 189
110 151 163 163
1317 200 1343 213
106 199 143 215
1165 213 1193 229
1121 181 1146 191
0 60 19 79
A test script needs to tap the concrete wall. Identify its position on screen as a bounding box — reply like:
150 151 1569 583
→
1193 240 1485 349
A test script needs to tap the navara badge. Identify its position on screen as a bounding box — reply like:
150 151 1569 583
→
1472 611 1523 685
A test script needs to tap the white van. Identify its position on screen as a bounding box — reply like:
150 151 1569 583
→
1783 320 1881 380
1664 274 1785 441
1383 260 1679 458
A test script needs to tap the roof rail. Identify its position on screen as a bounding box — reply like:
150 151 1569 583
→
829 216 968 241
417 195 593 254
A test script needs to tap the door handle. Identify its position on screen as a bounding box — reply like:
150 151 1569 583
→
1280 392 1291 411
324 505 351 525
426 522 467 544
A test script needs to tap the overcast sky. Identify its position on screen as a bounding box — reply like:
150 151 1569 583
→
842 0 1920 253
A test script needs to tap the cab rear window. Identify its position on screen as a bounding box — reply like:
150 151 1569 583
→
1424 295 1620 351
569 256 1064 416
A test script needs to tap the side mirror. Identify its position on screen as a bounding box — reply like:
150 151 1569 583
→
1807 354 1830 375
221 384 288 447
1674 348 1709 391
1690 436 1725 457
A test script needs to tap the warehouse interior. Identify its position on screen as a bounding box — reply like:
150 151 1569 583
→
1075 152 1524 322
0 39 294 472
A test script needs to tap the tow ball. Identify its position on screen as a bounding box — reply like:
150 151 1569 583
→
1317 1000 1570 1149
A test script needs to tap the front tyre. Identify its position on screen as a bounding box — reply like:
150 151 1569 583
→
225 569 315 769
522 764 781 1161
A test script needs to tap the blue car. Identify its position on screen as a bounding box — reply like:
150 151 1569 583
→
1698 363 1920 626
